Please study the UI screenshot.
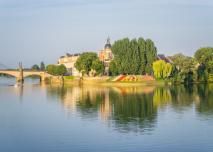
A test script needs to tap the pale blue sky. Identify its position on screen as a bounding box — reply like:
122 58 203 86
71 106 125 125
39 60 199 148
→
0 0 213 68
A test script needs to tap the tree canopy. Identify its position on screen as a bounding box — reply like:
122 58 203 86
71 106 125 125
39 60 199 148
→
195 48 213 64
46 64 67 76
31 64 40 71
110 37 157 75
91 59 104 76
170 53 198 83
109 60 119 76
194 47 213 82
75 52 104 76
153 60 173 79
195 48 213 73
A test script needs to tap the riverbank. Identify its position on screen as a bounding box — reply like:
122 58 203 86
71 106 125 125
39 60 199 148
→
49 76 172 87
12 75 209 86
53 76 213 87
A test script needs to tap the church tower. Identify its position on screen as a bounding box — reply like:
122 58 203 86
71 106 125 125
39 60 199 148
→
99 38 114 75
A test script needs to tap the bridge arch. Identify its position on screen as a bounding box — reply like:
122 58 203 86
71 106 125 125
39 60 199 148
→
24 73 43 78
23 71 47 81
23 75 43 84
0 71 19 78
24 74 42 78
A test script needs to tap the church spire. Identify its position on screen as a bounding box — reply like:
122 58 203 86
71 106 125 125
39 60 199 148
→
105 37 111 49
106 37 110 44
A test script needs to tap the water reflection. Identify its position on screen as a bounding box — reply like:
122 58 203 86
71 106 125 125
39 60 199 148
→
195 84 213 116
45 84 213 133
109 88 157 133
3 79 212 133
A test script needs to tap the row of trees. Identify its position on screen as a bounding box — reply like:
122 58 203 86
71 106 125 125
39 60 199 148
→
46 36 212 84
32 62 67 76
31 62 45 71
109 38 157 75
152 48 213 83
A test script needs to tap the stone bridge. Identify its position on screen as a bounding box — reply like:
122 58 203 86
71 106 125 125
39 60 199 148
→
0 70 51 83
0 63 55 84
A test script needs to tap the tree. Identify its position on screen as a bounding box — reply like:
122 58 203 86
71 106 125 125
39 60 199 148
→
31 64 40 71
130 39 140 74
145 39 157 74
75 52 98 75
153 60 172 79
195 47 213 66
109 60 119 76
195 48 213 81
197 64 208 82
170 54 198 83
112 38 131 74
91 59 104 76
40 62 45 71
111 37 158 75
46 65 55 75
56 64 67 76
46 64 67 76
138 38 146 74
164 62 173 78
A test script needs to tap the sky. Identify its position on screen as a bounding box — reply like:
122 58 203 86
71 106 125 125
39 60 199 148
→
0 0 213 68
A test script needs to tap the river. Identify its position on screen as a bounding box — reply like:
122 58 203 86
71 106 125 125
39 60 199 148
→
0 77 213 152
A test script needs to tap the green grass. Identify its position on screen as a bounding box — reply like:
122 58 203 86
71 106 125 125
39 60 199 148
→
63 76 75 80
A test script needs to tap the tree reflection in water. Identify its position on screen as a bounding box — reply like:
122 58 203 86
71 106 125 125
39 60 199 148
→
196 84 213 116
46 84 213 133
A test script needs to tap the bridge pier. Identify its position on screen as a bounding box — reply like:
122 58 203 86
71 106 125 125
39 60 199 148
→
40 73 47 82
17 62 24 84
16 77 24 84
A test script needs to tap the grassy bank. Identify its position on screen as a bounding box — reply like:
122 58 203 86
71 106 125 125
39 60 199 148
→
79 76 170 87
49 76 211 87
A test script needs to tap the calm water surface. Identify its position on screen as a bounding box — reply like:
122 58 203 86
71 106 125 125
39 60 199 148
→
0 77 213 152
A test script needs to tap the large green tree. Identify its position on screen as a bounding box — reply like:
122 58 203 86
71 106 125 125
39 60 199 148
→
153 60 173 79
194 48 213 81
130 39 140 74
46 65 55 74
138 38 146 74
56 64 67 76
145 39 157 74
111 38 130 74
195 47 213 67
170 53 198 83
109 60 119 76
91 59 104 75
75 52 99 75
194 47 213 73
46 64 67 76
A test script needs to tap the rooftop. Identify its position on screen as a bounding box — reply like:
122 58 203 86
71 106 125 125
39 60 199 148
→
60 53 81 59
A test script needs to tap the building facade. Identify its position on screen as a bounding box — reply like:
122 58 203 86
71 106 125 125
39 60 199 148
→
99 38 114 75
58 53 81 76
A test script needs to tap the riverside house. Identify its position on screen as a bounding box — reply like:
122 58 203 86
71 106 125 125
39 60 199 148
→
58 53 81 76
